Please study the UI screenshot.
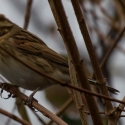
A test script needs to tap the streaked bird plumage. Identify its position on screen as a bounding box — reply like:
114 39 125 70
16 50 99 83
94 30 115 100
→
0 14 119 94
0 14 69 90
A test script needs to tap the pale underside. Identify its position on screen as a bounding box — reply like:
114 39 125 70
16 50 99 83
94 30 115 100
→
0 36 69 91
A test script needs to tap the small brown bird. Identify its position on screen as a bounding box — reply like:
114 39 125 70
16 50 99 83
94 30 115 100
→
0 14 119 94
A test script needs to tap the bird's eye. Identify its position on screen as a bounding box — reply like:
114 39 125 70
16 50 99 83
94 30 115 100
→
0 28 5 37
0 26 12 37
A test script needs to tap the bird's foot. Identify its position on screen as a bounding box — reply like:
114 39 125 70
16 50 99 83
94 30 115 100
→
0 82 18 99
24 87 41 110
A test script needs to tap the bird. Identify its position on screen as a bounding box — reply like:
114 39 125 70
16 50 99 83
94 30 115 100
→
0 14 119 94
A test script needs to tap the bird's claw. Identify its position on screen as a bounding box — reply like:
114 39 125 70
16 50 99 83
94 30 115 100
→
0 83 18 99
24 87 40 111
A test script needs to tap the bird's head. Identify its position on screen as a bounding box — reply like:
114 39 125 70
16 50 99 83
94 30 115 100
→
0 14 14 37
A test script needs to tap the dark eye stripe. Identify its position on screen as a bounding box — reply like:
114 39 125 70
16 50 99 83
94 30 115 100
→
0 25 13 37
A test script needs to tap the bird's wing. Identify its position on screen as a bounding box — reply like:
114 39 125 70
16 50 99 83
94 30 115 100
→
13 39 68 68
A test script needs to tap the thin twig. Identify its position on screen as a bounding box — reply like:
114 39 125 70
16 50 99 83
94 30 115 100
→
113 0 125 21
0 108 31 125
98 4 116 26
47 98 73 125
84 111 105 115
116 0 125 14
120 115 125 117
31 110 46 125
87 21 125 55
24 0 33 29
106 96 125 125
100 27 125 68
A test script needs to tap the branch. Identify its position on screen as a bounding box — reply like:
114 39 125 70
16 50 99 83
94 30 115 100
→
106 96 125 125
23 0 33 29
0 108 31 125
70 0 113 114
0 85 68 125
100 27 125 68
68 55 88 125
48 0 103 124
47 98 73 125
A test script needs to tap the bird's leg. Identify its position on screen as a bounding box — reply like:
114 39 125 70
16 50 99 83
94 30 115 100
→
24 87 41 107
0 82 18 99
